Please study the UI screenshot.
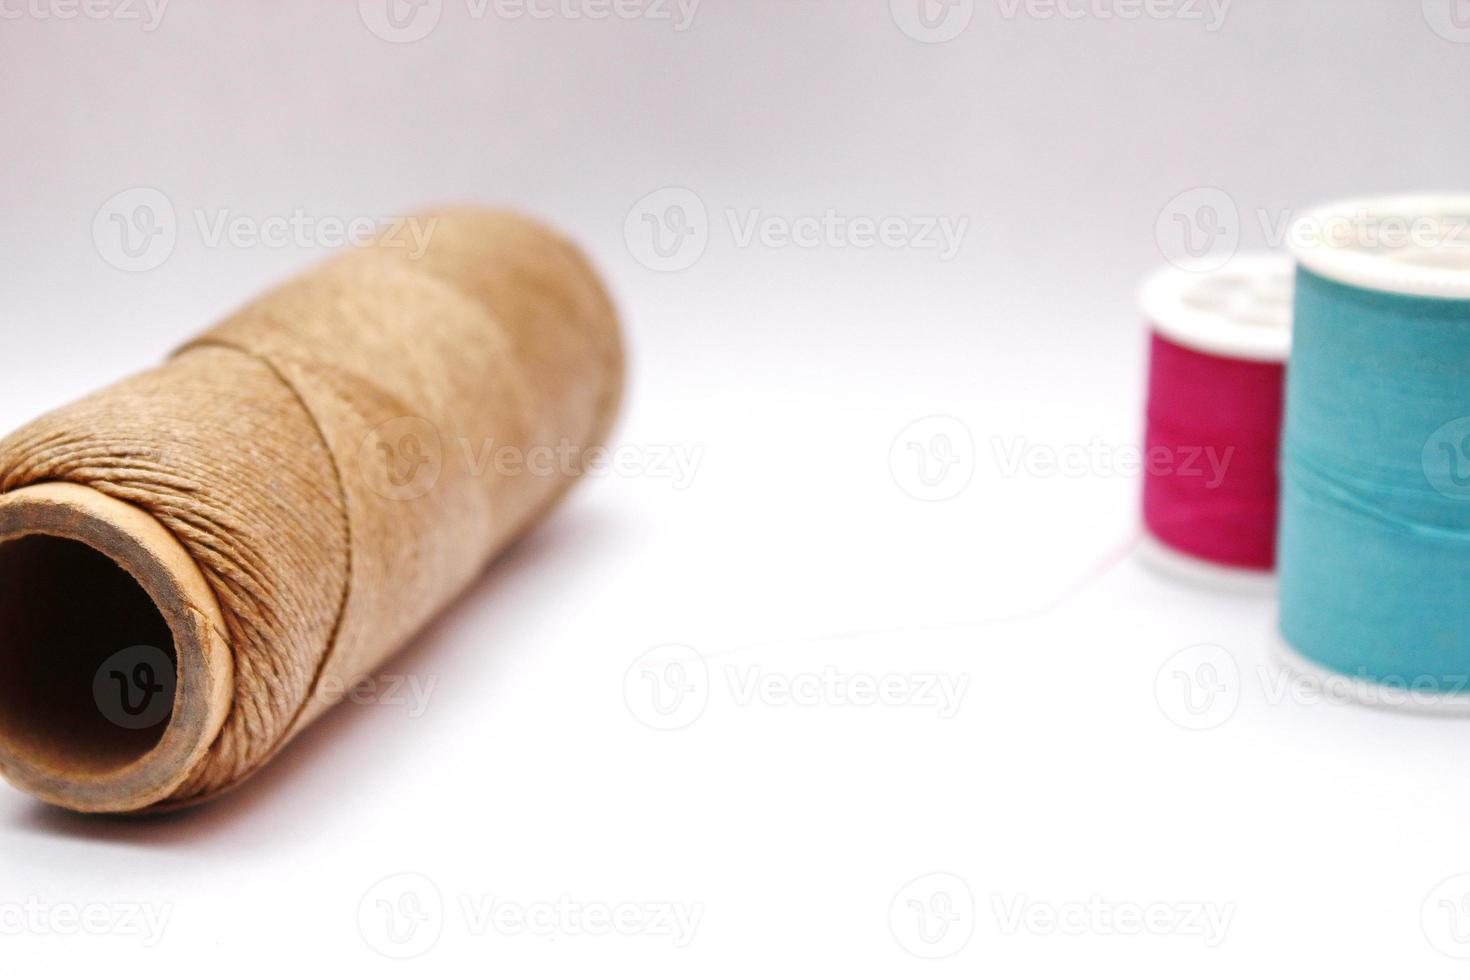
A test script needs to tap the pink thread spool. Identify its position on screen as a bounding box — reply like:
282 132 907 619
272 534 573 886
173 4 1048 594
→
1137 255 1293 589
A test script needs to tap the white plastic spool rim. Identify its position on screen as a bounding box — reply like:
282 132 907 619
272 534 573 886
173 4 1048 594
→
1270 630 1470 717
1288 193 1470 300
1139 252 1294 364
1136 530 1276 594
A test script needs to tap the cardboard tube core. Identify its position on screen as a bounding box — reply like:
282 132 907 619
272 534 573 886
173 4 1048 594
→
0 483 233 812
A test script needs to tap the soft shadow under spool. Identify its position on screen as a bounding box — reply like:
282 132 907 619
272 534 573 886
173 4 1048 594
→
0 483 231 812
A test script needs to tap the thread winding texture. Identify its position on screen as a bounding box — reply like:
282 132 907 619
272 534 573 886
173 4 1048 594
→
0 209 623 809
1143 333 1285 570
1278 266 1470 690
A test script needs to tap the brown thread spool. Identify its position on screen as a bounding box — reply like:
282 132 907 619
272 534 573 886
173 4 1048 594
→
0 208 624 813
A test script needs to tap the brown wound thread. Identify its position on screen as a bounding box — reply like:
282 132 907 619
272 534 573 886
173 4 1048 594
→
0 208 624 813
167 341 359 804
177 333 361 786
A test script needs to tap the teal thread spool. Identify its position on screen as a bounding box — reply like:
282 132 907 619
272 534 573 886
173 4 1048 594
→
1275 195 1470 712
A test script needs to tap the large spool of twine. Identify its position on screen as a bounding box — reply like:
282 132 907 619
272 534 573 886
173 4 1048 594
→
0 208 624 812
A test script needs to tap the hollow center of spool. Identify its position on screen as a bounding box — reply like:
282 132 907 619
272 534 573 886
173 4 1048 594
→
0 534 178 777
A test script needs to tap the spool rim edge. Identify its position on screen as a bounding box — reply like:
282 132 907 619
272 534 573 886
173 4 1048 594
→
0 482 232 812
1139 254 1294 363
1270 629 1470 717
1288 193 1470 300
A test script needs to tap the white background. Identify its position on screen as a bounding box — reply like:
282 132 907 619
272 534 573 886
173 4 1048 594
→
3 1 1470 976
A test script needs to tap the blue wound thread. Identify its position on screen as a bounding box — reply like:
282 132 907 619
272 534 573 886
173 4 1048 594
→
1279 266 1470 691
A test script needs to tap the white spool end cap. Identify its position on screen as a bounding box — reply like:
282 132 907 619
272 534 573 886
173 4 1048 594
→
1288 193 1470 299
1136 530 1275 594
1139 253 1294 363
